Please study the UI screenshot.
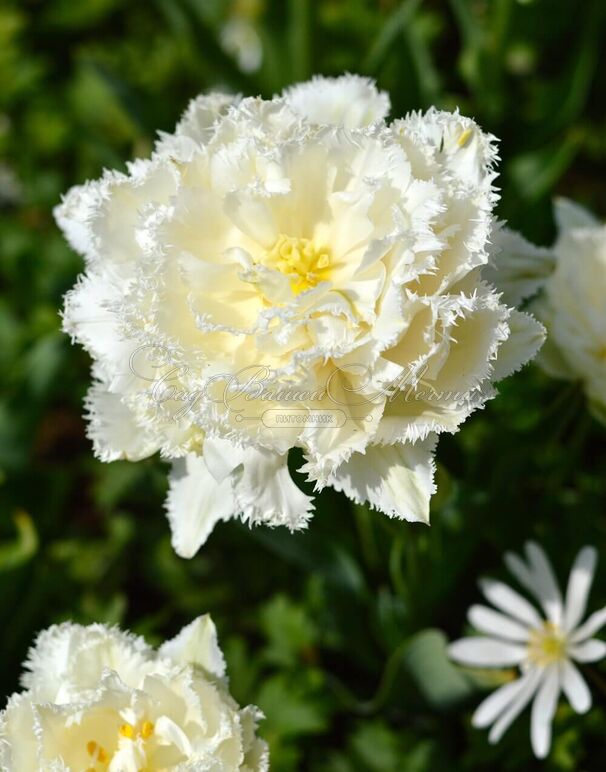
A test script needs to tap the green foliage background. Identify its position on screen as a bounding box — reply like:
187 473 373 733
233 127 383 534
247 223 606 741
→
1 0 606 769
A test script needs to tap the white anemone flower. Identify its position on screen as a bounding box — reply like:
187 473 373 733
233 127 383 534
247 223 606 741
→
56 74 544 557
449 542 606 758
0 615 268 771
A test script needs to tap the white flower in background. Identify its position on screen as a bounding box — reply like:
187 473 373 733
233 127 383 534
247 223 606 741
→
220 19 262 74
482 225 554 308
532 199 606 421
56 74 544 557
449 542 606 759
0 615 268 771
485 198 606 422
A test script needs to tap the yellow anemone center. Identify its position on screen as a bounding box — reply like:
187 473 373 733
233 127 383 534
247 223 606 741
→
262 234 331 294
527 622 567 666
85 720 155 770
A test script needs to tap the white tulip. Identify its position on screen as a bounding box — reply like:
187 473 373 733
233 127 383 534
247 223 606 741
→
533 199 606 420
0 616 268 771
56 75 544 556
484 197 606 422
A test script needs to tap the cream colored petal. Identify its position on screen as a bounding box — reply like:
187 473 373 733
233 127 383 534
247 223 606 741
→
165 454 236 557
282 74 390 128
327 437 437 523
483 225 555 307
84 384 159 463
554 197 600 233
159 615 226 679
233 447 314 530
491 311 545 382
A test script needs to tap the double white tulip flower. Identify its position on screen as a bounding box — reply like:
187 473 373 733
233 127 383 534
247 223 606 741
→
56 74 544 556
0 616 267 771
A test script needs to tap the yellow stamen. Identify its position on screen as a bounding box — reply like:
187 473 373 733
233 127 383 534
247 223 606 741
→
457 127 473 147
261 234 332 294
119 722 135 739
527 621 567 666
141 720 155 740
86 740 108 763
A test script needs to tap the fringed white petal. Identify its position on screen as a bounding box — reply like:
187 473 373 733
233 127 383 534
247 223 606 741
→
84 384 159 462
55 77 545 550
491 310 546 382
232 447 315 530
165 454 236 558
159 615 226 679
203 438 314 531
282 74 390 128
326 437 437 523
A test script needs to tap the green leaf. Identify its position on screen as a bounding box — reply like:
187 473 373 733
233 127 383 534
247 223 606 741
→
260 594 317 667
256 674 329 738
350 720 403 772
403 629 474 709
24 333 66 398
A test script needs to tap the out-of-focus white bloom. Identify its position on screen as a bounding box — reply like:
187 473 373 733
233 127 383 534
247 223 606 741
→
56 74 544 557
220 18 263 74
531 199 606 420
485 198 606 421
0 616 268 771
0 162 22 205
483 225 554 308
449 542 606 759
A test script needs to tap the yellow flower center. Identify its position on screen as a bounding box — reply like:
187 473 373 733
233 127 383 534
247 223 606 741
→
85 720 155 770
262 234 331 294
527 622 567 666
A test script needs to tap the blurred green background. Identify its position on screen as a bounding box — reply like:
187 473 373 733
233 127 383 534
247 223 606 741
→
1 0 606 769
